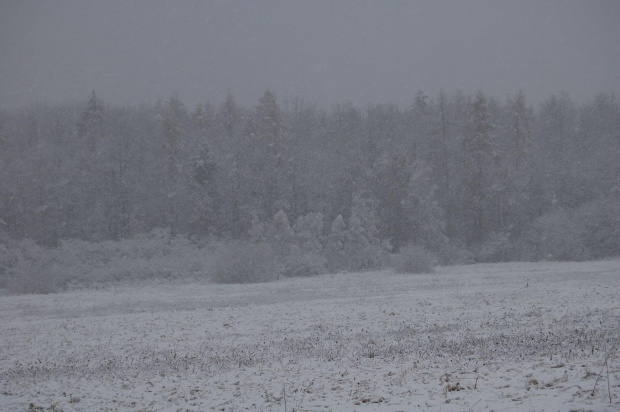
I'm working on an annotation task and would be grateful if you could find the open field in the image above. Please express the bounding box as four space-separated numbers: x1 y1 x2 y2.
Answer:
1 260 619 411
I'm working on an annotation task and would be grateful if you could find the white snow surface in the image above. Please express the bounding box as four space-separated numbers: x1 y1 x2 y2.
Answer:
1 260 619 411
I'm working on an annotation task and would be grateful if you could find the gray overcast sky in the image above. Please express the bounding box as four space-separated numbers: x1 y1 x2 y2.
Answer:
1 1 619 109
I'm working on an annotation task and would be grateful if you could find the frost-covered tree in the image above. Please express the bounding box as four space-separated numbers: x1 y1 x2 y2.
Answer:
245 90 292 217
536 92 576 208
270 209 294 257
1 88 619 263
437 89 454 238
375 151 410 250
408 91 431 161
161 94 185 177
574 93 620 202
462 91 495 245
159 95 189 234
293 212 324 255
77 90 104 154
188 144 217 236
325 214 347 271
252 89 288 157
402 161 447 251
507 91 532 171
345 195 386 271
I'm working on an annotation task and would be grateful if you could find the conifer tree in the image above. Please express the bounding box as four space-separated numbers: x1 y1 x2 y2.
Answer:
508 91 532 171
161 95 185 177
403 161 447 250
248 90 290 216
463 91 494 245
346 195 385 270
325 214 347 271
376 151 410 250
78 90 104 154
293 212 324 255
271 209 294 257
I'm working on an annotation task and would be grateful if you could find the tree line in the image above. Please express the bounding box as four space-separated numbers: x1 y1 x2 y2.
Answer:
1 89 619 263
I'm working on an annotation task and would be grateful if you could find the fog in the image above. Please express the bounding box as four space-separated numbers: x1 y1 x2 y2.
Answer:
2 1 619 109
1 1 619 282
1 4 620 409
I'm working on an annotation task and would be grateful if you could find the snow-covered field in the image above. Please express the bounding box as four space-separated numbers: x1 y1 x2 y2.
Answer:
1 261 619 411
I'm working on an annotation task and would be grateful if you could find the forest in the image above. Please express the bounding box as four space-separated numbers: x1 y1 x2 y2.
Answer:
1 89 619 288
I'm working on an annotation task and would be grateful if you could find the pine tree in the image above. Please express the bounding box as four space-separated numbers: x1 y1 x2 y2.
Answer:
508 91 532 171
78 90 104 154
437 89 454 238
293 212 324 255
217 92 242 158
189 144 217 236
346 195 385 270
403 161 447 250
161 95 185 177
271 209 294 257
325 214 347 271
248 90 291 216
376 151 410 250
252 89 288 158
160 94 188 234
346 213 370 271
463 91 494 245
537 93 576 208
408 91 430 161
75 91 107 239
191 103 214 131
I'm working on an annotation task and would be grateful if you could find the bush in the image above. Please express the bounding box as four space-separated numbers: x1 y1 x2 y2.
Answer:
578 197 620 259
3 231 209 294
475 232 511 263
434 243 474 266
513 197 620 262
4 240 70 294
0 233 18 289
514 209 589 261
393 245 437 274
282 248 326 278
211 242 282 284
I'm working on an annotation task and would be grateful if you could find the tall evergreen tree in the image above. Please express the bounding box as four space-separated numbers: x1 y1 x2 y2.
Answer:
537 93 576 208
78 90 104 154
325 214 347 271
247 90 290 217
463 91 494 245
508 91 532 171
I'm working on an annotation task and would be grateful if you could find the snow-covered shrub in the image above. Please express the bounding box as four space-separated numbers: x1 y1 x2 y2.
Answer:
403 160 448 250
475 232 511 263
282 247 326 278
81 236 205 286
393 245 437 274
346 213 372 270
345 196 390 271
514 197 620 262
0 232 17 289
578 197 620 259
248 216 266 243
211 241 281 284
514 209 589 261
270 210 295 257
293 212 325 255
434 243 474 266
5 240 72 294
324 200 391 273
3 231 209 293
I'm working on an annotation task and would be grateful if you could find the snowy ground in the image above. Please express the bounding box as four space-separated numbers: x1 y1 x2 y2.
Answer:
1 261 619 411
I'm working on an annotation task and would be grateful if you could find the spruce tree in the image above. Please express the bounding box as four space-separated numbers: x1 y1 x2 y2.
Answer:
463 91 494 245
325 215 347 271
